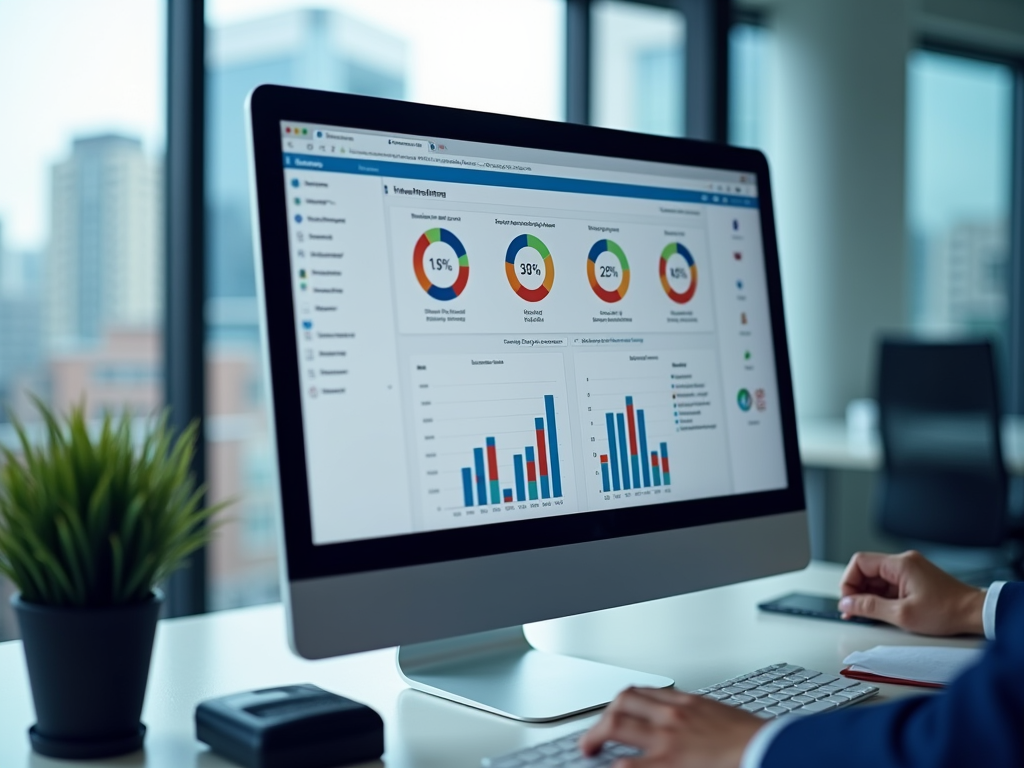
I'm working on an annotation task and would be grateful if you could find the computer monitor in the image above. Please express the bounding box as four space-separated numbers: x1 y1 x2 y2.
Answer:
247 85 808 722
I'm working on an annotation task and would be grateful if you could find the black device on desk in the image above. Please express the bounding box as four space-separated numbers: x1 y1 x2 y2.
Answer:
195 684 383 768
759 592 880 625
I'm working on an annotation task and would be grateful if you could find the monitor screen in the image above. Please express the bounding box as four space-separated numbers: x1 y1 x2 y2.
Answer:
276 121 788 547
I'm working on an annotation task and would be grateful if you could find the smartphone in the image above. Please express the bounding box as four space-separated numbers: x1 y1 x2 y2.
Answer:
758 592 880 625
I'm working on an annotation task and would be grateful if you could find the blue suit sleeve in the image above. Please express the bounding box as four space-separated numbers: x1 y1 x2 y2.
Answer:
762 582 1024 768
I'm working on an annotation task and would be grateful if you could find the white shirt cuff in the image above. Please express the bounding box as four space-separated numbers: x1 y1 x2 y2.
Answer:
982 581 1006 640
740 715 794 768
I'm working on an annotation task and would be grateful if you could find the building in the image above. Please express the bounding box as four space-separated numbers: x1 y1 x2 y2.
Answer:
207 8 407 301
46 135 162 348
0 220 43 419
916 219 1009 334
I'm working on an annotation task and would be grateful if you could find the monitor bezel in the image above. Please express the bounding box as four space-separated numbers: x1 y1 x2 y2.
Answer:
247 84 804 583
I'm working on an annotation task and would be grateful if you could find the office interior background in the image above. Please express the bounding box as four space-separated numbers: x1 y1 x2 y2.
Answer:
0 0 1021 641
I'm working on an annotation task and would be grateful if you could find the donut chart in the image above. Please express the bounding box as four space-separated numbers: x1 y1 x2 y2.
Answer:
659 242 698 304
587 239 630 303
505 234 555 302
413 227 469 301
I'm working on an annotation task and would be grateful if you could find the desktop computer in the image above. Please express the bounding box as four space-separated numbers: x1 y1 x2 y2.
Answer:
246 86 808 722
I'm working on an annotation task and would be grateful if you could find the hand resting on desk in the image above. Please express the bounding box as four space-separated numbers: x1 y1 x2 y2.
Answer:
837 550 985 636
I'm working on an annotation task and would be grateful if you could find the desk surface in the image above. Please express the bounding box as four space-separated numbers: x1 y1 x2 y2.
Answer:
0 562 982 768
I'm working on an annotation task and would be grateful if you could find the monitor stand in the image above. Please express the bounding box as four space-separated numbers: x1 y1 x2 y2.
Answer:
397 625 674 722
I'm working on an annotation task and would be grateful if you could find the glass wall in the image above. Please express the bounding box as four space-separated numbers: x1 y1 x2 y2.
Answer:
906 51 1015 389
203 0 566 610
728 22 772 150
0 0 166 640
591 0 686 137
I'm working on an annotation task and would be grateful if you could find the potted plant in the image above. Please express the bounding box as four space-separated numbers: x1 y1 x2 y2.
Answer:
0 400 225 759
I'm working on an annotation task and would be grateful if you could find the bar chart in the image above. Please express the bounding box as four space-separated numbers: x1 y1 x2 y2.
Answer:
411 353 576 528
458 394 564 507
599 397 671 493
574 349 733 508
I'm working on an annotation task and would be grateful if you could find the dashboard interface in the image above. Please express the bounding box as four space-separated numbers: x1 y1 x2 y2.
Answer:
277 122 787 545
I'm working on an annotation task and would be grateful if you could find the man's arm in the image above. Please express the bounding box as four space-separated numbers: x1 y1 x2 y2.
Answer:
762 581 1024 768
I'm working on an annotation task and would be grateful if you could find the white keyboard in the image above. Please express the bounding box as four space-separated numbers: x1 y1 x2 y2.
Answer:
482 663 879 768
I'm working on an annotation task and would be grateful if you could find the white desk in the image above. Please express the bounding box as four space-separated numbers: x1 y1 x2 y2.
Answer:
0 562 981 768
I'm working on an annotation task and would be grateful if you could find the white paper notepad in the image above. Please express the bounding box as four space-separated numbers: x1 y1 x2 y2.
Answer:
842 645 983 687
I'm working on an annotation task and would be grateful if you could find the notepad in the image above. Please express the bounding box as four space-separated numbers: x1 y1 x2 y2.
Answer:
841 645 983 688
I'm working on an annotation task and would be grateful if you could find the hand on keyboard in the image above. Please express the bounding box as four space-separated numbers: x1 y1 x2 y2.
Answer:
578 686 762 768
483 664 878 768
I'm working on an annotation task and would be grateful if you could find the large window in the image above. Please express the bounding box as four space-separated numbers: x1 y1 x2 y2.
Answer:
590 0 686 137
0 0 166 640
906 50 1015 390
203 0 566 610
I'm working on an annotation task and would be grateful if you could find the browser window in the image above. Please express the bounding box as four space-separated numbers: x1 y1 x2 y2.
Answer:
279 122 785 545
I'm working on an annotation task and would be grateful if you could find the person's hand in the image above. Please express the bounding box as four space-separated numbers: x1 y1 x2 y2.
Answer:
579 687 763 768
839 550 986 635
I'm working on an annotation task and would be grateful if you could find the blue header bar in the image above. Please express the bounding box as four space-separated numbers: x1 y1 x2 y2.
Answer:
282 153 759 208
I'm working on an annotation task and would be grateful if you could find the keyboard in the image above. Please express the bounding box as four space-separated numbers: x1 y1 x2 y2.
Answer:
481 663 879 768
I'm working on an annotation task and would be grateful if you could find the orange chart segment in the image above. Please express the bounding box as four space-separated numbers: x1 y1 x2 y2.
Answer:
659 242 697 304
505 233 555 302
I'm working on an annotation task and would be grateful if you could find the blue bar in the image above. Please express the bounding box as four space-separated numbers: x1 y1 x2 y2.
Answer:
544 395 562 498
514 454 526 501
638 409 651 488
605 413 621 491
601 461 611 492
461 468 474 506
284 153 759 209
473 448 486 506
616 413 631 490
661 442 670 485
651 451 662 486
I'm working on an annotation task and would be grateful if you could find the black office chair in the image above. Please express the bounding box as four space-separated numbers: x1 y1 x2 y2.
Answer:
876 339 1023 576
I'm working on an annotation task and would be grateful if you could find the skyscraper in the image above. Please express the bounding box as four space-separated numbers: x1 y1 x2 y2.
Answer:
207 8 406 303
46 134 162 348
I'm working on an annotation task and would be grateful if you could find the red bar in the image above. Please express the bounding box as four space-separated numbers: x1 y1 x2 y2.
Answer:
626 402 638 456
651 453 658 470
536 426 548 476
526 460 537 482
600 454 608 464
486 442 499 482
661 454 670 475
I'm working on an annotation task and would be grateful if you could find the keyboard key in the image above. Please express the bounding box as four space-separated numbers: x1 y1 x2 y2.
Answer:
726 695 755 705
705 692 730 701
767 692 792 702
789 695 814 704
755 710 777 719
848 685 879 697
831 678 860 690
798 700 838 713
764 706 791 716
741 701 767 713
824 696 854 706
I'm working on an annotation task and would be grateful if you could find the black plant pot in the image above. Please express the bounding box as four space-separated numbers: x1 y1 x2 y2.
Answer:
12 590 163 759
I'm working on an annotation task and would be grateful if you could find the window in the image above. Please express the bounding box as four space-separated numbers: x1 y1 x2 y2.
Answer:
0 0 166 640
590 0 686 137
906 50 1015 390
728 21 772 150
203 0 566 610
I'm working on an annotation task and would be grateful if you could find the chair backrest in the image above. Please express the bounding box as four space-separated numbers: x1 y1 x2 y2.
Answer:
876 339 1007 547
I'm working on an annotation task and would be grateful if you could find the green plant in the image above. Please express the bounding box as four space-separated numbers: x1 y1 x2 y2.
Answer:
0 399 226 607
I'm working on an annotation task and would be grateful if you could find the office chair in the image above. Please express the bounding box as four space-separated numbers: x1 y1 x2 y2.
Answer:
876 339 1023 577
